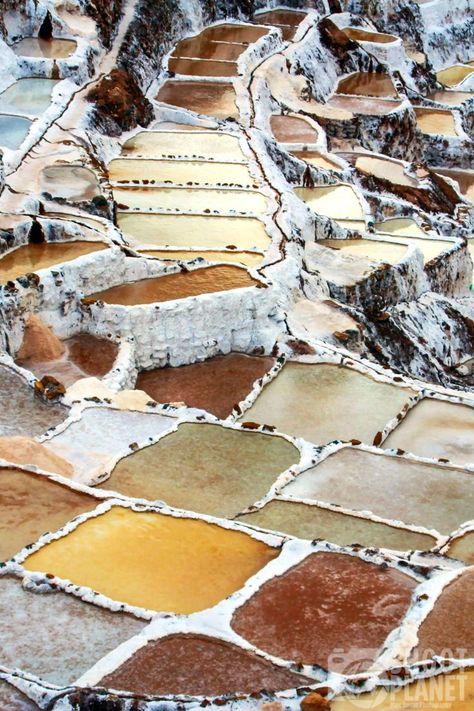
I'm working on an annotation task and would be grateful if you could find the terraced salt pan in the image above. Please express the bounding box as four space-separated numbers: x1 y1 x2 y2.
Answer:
331 669 474 710
305 242 382 286
434 168 474 201
156 81 238 119
0 467 99 561
295 185 365 228
43 407 174 482
0 241 107 283
239 363 415 445
255 10 307 26
17 333 119 388
410 568 474 661
12 37 77 58
383 399 474 467
428 90 474 105
283 448 474 534
335 72 398 97
136 353 274 418
437 65 474 87
319 239 407 265
239 499 436 551
98 633 311 696
354 154 417 187
415 108 458 136
84 265 259 306
40 166 100 201
113 186 267 213
172 36 245 61
104 421 297 517
374 217 428 238
140 249 263 267
0 78 58 117
122 131 245 160
325 95 402 116
0 115 32 150
447 533 474 565
342 27 398 44
380 236 454 263
0 367 66 438
270 115 318 143
23 506 280 613
168 58 238 78
0 575 144 686
109 159 254 186
232 552 416 672
202 24 268 43
292 150 341 170
118 214 270 251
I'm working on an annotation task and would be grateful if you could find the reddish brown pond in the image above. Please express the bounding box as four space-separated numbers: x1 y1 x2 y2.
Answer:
0 241 106 283
336 72 398 98
136 353 274 418
172 36 245 61
156 81 238 118
256 10 307 26
270 114 318 143
17 333 118 387
168 58 238 78
84 265 259 306
0 467 98 561
325 95 402 115
203 24 268 43
410 568 474 662
232 551 417 672
98 633 311 696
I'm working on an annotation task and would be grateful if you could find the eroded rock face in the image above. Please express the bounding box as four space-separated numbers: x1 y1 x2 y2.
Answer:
87 68 154 135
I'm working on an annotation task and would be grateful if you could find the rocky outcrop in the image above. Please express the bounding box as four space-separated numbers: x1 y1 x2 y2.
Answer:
87 68 154 136
84 0 124 49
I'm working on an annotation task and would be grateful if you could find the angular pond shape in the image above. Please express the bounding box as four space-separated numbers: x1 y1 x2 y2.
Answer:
104 421 297 517
202 24 268 43
239 500 435 551
40 165 100 201
319 239 407 265
437 65 474 87
355 154 417 187
0 78 58 117
286 298 359 341
434 168 474 201
232 551 416 672
270 115 318 143
428 90 474 105
239 363 415 445
295 185 365 227
135 353 275 418
43 407 174 482
114 186 267 214
325 95 402 116
335 72 398 97
168 58 238 78
12 37 77 58
410 568 474 662
98 633 311 697
305 242 390 287
122 130 244 160
293 150 341 170
415 108 458 136
0 114 32 150
172 35 245 61
0 680 39 710
109 159 253 186
375 217 428 238
383 399 474 467
140 249 263 267
17 333 119 388
0 467 99 561
0 241 106 283
84 265 259 306
157 81 238 119
332 669 474 710
0 366 66 438
448 533 474 565
383 236 454 264
23 506 280 613
0 575 144 686
342 27 398 44
117 213 270 251
0 436 73 477
255 10 307 26
284 448 474 534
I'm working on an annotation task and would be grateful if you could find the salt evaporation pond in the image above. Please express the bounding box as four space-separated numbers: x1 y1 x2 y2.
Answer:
12 37 77 58
113 186 267 213
121 130 245 160
109 159 254 186
40 165 100 201
0 241 107 283
0 114 32 149
0 78 58 116
295 184 365 229
157 81 239 119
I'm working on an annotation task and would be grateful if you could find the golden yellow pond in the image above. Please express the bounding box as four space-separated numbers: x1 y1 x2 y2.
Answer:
109 159 253 186
0 241 106 283
23 506 279 613
122 131 244 160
